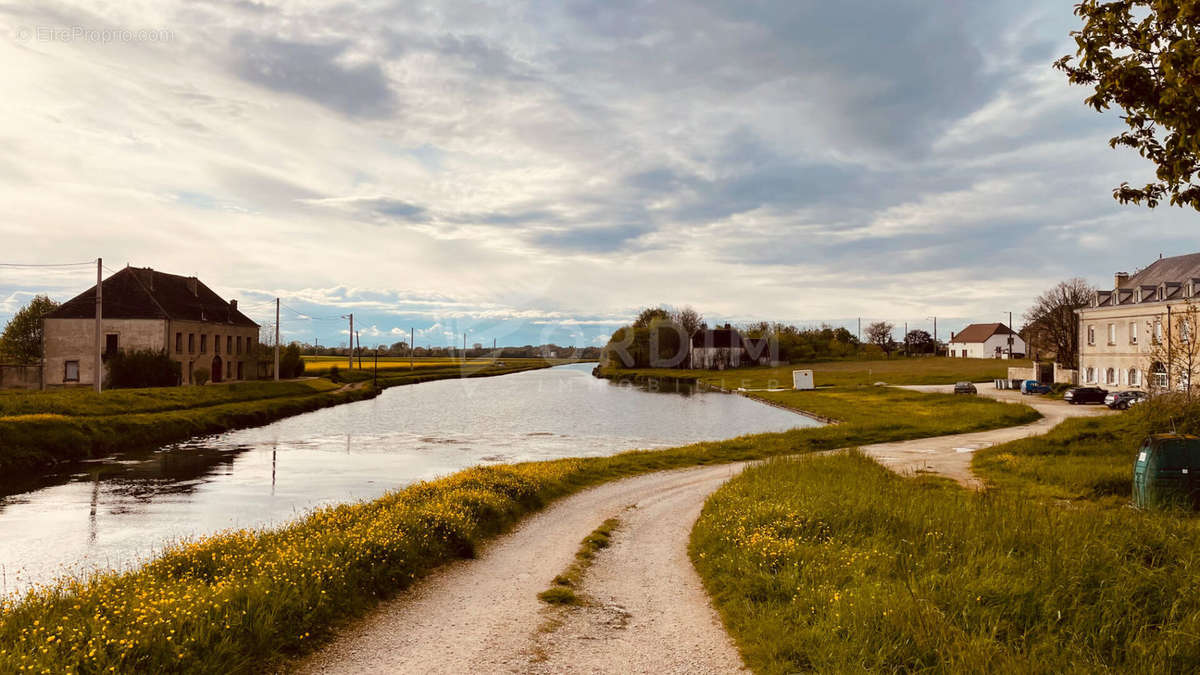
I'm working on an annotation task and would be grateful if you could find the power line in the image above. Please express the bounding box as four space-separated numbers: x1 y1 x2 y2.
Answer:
0 261 96 268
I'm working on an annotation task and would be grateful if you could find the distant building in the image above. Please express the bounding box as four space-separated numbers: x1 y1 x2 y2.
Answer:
1078 252 1200 390
947 323 1025 359
689 325 772 370
43 267 259 387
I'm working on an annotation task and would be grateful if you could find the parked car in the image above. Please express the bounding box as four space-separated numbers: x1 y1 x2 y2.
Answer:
1106 390 1148 410
954 381 977 395
1064 386 1108 405
1020 380 1051 395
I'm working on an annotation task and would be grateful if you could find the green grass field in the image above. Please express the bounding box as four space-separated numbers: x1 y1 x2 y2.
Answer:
0 379 340 418
600 355 1031 390
0 362 1038 673
691 451 1200 673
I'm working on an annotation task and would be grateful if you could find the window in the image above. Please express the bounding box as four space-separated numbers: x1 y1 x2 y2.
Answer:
175 332 183 353
200 334 208 353
64 360 79 382
236 336 242 354
215 334 221 354
1086 367 1095 383
104 334 118 360
1106 368 1116 385
1129 368 1141 387
248 337 255 352
227 335 233 354
188 333 195 353
1154 320 1163 344
1087 325 1095 346
1107 323 1116 345
1129 322 1138 345
1183 319 1193 344
227 361 233 379
1152 362 1168 389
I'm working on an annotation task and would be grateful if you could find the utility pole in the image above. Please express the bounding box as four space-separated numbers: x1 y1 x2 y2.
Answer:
274 298 280 381
356 330 362 369
904 321 908 357
1007 311 1014 360
463 332 467 358
410 327 414 371
346 314 354 370
373 345 378 389
95 258 102 393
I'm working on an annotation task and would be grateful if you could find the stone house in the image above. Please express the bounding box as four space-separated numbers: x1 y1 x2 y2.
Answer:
43 267 260 387
1078 252 1200 391
947 323 1026 359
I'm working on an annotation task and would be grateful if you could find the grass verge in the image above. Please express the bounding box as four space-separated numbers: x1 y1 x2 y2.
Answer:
0 384 1036 672
538 517 621 606
691 450 1200 673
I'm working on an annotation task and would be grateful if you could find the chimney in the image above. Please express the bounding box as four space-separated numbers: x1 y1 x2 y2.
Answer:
230 299 238 311
1115 272 1129 289
187 277 198 297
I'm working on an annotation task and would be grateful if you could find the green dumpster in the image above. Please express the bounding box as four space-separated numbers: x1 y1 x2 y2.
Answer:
1132 434 1200 509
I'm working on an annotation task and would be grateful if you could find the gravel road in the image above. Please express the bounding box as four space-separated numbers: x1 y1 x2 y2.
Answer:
300 383 1107 673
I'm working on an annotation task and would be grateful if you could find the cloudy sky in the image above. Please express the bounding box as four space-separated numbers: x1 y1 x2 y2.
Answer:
0 0 1195 348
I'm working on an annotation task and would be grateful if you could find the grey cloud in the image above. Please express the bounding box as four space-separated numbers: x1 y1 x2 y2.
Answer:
230 35 395 118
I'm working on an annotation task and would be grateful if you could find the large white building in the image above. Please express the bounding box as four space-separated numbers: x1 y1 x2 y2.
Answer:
947 323 1025 359
1078 252 1200 391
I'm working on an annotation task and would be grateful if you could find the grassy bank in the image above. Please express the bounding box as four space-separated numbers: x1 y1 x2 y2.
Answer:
0 378 1037 672
599 355 1031 390
0 360 562 474
691 451 1200 673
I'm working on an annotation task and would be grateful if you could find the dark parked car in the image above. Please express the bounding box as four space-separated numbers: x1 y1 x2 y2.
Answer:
954 381 977 395
1064 386 1108 405
1106 390 1148 410
1021 380 1051 395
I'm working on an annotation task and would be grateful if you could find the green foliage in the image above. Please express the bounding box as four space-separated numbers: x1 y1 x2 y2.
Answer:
192 367 210 386
279 343 306 378
105 349 181 389
327 364 340 383
1056 1 1200 210
0 295 59 364
693 451 1200 673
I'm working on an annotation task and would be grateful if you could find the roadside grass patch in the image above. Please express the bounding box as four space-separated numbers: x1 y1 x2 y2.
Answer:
538 517 621 606
0 384 1036 673
691 451 1200 673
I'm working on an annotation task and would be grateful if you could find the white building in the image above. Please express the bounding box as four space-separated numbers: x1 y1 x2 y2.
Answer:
947 323 1026 359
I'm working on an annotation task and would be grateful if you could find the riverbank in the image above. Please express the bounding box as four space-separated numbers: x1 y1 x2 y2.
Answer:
691 393 1200 672
0 367 1038 672
0 359 564 475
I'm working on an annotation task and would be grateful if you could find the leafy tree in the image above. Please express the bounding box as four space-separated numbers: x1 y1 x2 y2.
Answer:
865 321 895 355
670 306 704 337
0 295 60 364
632 307 670 328
1024 278 1096 367
1055 1 1200 209
905 329 935 355
279 342 306 378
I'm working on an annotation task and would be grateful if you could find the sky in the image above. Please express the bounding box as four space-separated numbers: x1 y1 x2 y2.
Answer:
0 0 1196 348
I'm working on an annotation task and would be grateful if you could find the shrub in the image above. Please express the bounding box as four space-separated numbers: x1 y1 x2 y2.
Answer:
279 343 306 379
105 349 181 388
328 364 340 382
193 367 210 386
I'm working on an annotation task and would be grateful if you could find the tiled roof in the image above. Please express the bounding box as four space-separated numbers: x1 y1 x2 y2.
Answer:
949 322 1014 344
44 267 258 327
1126 253 1200 288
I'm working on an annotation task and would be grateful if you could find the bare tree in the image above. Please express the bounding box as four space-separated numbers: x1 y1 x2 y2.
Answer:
671 306 704 337
865 321 894 355
1023 278 1095 367
1147 298 1200 400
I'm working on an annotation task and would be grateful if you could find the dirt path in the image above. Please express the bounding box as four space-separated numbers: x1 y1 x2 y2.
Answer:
299 464 749 674
859 384 1112 488
299 384 1107 673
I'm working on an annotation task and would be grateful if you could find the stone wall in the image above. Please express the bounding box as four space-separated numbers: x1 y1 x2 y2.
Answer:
0 364 42 389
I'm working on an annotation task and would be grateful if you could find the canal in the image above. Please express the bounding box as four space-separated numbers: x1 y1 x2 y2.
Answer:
0 364 818 593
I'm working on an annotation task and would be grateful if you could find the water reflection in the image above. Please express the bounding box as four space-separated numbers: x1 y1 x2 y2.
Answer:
0 364 818 593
